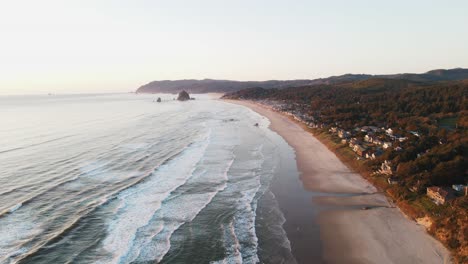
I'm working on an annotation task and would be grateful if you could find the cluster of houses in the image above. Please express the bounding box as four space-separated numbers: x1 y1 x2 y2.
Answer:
264 100 410 162
328 125 406 160
267 101 322 128
262 100 467 206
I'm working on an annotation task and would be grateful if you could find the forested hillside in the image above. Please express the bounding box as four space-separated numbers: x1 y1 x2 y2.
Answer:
136 68 468 94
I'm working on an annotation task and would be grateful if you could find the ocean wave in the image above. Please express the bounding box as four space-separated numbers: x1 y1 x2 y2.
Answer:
0 134 191 215
124 147 235 263
0 136 202 263
96 130 212 264
264 191 292 251
135 189 229 263
211 221 243 264
0 134 77 155
219 144 275 264
8 203 22 213
0 207 49 263
2 195 120 264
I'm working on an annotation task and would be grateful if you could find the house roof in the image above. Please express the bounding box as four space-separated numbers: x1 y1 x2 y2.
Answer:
427 186 450 198
355 145 367 152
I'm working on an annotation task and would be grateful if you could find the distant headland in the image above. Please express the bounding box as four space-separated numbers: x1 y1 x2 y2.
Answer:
135 68 468 94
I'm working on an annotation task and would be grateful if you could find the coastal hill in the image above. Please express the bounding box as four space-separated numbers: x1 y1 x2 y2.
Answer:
136 79 317 94
136 68 468 94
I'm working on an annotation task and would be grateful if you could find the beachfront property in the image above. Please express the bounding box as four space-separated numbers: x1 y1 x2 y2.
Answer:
377 160 394 175
365 149 383 160
373 138 383 145
275 104 427 165
353 144 368 157
338 129 351 139
382 142 393 149
397 136 408 142
360 126 380 133
364 134 386 146
262 101 454 183
349 138 360 148
364 134 374 142
387 177 399 185
427 187 454 204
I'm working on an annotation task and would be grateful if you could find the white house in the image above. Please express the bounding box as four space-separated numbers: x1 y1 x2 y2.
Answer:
383 142 393 149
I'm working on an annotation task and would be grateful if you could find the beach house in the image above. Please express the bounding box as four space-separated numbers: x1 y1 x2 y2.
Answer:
338 129 351 139
387 177 399 185
383 142 393 149
377 160 394 175
353 144 368 157
427 187 454 204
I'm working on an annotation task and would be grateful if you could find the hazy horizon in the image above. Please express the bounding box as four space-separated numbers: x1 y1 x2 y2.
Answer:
1 66 466 96
1 0 468 95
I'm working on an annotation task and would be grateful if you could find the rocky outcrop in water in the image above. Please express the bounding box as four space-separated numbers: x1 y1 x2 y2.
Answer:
177 90 190 101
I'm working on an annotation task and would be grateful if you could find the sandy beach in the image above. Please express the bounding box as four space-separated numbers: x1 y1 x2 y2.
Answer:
226 100 451 264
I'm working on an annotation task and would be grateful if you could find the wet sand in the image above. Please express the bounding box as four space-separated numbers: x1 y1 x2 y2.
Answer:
226 100 451 264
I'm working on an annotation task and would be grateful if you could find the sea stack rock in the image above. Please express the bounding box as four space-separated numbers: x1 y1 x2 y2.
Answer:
177 90 190 101
156 97 162 102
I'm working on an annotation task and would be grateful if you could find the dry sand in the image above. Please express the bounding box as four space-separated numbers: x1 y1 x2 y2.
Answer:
226 100 451 264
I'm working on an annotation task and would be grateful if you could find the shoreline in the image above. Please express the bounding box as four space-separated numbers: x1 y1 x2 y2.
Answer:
225 99 451 264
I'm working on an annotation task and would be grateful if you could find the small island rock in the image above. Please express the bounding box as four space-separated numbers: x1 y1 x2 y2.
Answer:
177 90 191 101
156 97 162 102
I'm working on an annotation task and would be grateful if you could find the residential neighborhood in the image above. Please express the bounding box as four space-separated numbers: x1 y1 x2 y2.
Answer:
258 99 467 208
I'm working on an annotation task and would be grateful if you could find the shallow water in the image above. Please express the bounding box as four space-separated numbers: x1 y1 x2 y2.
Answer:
0 94 298 264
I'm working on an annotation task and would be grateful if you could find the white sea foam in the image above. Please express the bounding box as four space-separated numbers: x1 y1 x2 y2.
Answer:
211 221 243 264
136 190 228 262
120 115 239 263
116 103 278 264
0 207 43 263
8 203 22 213
78 159 143 184
225 144 275 264
128 154 235 263
97 131 212 264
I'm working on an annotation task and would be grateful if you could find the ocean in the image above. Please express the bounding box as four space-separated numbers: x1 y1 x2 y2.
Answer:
0 94 299 264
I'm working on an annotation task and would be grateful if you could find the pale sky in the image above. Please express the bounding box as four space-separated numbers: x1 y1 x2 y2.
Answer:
0 0 467 95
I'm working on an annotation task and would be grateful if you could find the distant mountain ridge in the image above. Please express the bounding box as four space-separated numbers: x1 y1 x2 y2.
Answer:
136 68 468 94
136 79 316 94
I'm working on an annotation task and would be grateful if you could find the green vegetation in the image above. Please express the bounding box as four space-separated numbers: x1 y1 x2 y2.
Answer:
438 116 458 130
